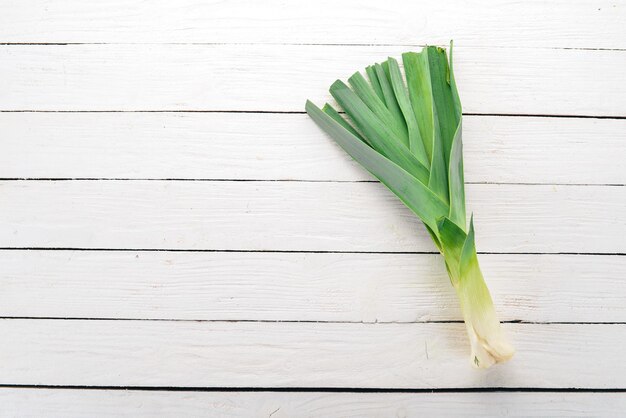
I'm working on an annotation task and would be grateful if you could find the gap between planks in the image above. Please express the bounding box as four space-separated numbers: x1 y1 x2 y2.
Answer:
1 42 626 52
0 110 625 120
1 384 626 393
1 248 624 256
0 179 624 187
0 317 624 325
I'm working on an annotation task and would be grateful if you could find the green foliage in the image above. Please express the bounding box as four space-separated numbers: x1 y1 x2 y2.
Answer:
306 43 514 368
309 44 465 238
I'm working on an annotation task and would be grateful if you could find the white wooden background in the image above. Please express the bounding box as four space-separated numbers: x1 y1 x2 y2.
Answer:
1 1 625 416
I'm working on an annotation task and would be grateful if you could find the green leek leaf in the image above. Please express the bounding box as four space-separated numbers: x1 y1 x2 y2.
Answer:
426 46 461 168
321 103 365 143
365 65 385 104
373 63 407 145
347 72 408 146
402 51 435 160
306 100 447 233
386 57 429 166
448 122 466 228
330 80 430 184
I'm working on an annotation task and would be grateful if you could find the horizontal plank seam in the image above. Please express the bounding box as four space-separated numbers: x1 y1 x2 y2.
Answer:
0 110 625 120
0 248 623 256
0 384 625 393
0 42 625 52
0 317 624 325
1 178 623 186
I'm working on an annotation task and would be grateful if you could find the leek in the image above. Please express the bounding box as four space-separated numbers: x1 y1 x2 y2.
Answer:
306 43 514 368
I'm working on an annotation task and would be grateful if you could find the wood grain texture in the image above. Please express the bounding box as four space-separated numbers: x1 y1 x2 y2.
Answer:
1 319 624 388
2 251 624 323
2 112 624 185
2 389 625 418
1 45 625 116
1 0 624 405
0 0 624 49
0 181 623 253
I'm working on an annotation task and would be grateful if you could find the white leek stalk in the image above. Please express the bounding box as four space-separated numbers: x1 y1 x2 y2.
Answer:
306 43 514 368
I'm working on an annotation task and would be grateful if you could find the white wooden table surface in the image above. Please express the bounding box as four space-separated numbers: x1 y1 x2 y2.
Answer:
1 1 625 416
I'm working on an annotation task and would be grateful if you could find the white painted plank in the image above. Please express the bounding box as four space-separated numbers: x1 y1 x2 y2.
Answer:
2 389 624 418
2 251 624 323
0 0 624 49
0 320 624 388
0 181 623 253
1 45 624 116
2 113 624 185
